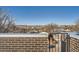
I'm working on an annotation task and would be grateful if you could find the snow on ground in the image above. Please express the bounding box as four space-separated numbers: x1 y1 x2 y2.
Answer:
0 32 48 37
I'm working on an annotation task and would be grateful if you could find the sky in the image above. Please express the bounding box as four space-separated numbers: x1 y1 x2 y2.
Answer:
0 6 79 25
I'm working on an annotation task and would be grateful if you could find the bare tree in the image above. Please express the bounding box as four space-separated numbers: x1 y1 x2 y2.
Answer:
75 18 79 25
73 18 79 31
0 8 15 32
46 23 58 32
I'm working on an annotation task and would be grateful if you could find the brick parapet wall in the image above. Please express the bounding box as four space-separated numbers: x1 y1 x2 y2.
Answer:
0 37 48 52
70 37 79 52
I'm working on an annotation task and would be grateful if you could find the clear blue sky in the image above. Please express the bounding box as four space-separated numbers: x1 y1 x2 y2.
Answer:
0 6 79 25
